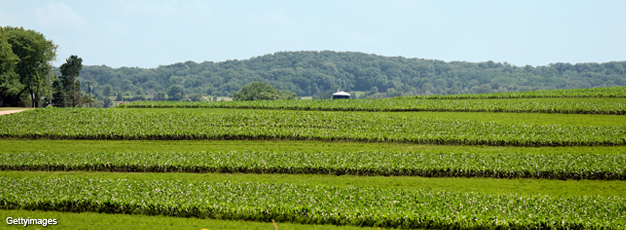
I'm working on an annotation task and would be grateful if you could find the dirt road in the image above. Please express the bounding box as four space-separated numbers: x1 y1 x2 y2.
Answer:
0 109 27 115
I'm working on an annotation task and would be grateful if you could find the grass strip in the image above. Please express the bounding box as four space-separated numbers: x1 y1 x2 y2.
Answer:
1 108 624 147
2 151 626 180
0 209 380 230
1 176 624 229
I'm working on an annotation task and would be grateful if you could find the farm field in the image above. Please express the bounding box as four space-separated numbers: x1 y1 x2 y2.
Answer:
2 175 625 229
116 97 626 115
2 171 626 197
120 107 626 126
1 139 624 155
1 87 625 229
3 150 626 180
402 86 626 99
1 108 625 146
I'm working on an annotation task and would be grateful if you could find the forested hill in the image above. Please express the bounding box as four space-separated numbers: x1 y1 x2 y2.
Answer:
78 51 626 98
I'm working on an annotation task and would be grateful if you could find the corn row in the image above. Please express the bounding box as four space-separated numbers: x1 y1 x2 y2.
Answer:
1 177 624 229
1 108 624 147
2 151 625 180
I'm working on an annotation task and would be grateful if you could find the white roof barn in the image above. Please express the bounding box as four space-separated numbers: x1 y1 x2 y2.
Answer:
332 91 350 99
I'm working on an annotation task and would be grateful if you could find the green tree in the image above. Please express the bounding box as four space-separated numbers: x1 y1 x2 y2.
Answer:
103 97 113 108
167 85 185 101
0 31 19 107
102 84 113 96
51 78 67 107
154 91 167 101
312 89 335 99
188 93 204 101
233 81 296 101
2 26 57 107
59 55 83 107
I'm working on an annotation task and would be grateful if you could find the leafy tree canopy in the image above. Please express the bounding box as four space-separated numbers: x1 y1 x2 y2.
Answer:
75 51 626 100
233 81 297 101
1 26 56 107
58 55 83 107
167 85 185 101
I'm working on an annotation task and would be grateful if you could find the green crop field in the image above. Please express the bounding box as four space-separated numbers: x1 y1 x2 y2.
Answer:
1 87 626 229
1 108 625 146
1 176 625 229
402 86 626 99
116 97 626 115
2 151 625 180
116 87 626 115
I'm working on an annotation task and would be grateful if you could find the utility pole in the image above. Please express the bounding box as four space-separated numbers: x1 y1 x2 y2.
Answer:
86 81 95 107
48 71 51 106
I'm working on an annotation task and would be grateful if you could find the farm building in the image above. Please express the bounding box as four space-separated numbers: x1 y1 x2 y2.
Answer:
332 91 350 99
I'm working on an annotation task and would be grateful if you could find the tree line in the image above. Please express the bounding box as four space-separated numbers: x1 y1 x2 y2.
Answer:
0 26 56 107
0 27 93 107
79 51 626 103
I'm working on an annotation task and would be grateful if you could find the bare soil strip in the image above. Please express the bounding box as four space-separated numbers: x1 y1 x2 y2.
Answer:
0 109 26 116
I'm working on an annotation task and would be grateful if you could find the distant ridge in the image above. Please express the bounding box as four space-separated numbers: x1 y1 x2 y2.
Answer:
78 51 626 98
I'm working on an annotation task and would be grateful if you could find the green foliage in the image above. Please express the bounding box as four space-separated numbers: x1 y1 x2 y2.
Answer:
1 108 624 146
1 139 623 157
102 97 113 108
312 89 334 99
187 93 204 101
58 55 84 107
0 32 19 107
117 97 626 115
1 177 624 229
153 91 167 101
5 169 626 197
403 86 626 99
1 26 57 107
3 150 625 180
233 81 296 101
77 51 626 100
102 84 113 97
167 85 185 101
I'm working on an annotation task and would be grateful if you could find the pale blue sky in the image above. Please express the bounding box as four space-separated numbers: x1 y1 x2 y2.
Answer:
1 0 625 68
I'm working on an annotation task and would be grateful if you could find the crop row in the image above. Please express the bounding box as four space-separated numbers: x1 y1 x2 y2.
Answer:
402 86 626 99
116 97 626 115
1 108 624 146
1 177 624 229
2 151 626 180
